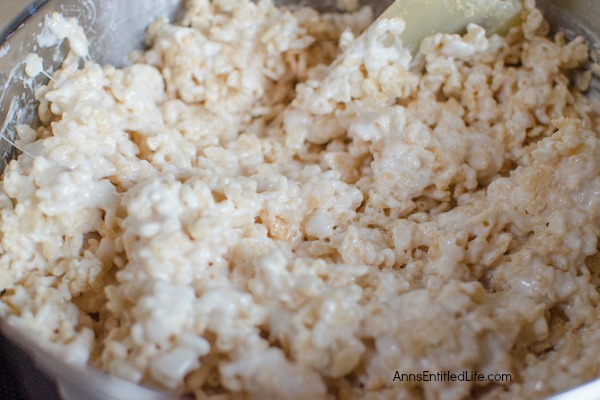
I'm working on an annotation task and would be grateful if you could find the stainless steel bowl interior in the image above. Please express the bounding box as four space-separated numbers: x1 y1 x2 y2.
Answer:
0 0 599 399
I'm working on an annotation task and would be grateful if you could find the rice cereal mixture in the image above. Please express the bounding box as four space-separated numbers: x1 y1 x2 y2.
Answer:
1 0 600 399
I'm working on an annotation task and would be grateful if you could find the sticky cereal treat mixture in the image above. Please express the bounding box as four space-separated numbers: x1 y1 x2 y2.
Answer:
1 0 600 399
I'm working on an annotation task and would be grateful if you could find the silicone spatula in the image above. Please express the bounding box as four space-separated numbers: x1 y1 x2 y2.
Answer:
378 0 522 53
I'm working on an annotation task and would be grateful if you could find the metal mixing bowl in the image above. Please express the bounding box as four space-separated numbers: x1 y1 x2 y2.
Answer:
0 0 599 399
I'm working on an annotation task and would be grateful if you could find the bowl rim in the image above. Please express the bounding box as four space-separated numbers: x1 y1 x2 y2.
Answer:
0 0 47 44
